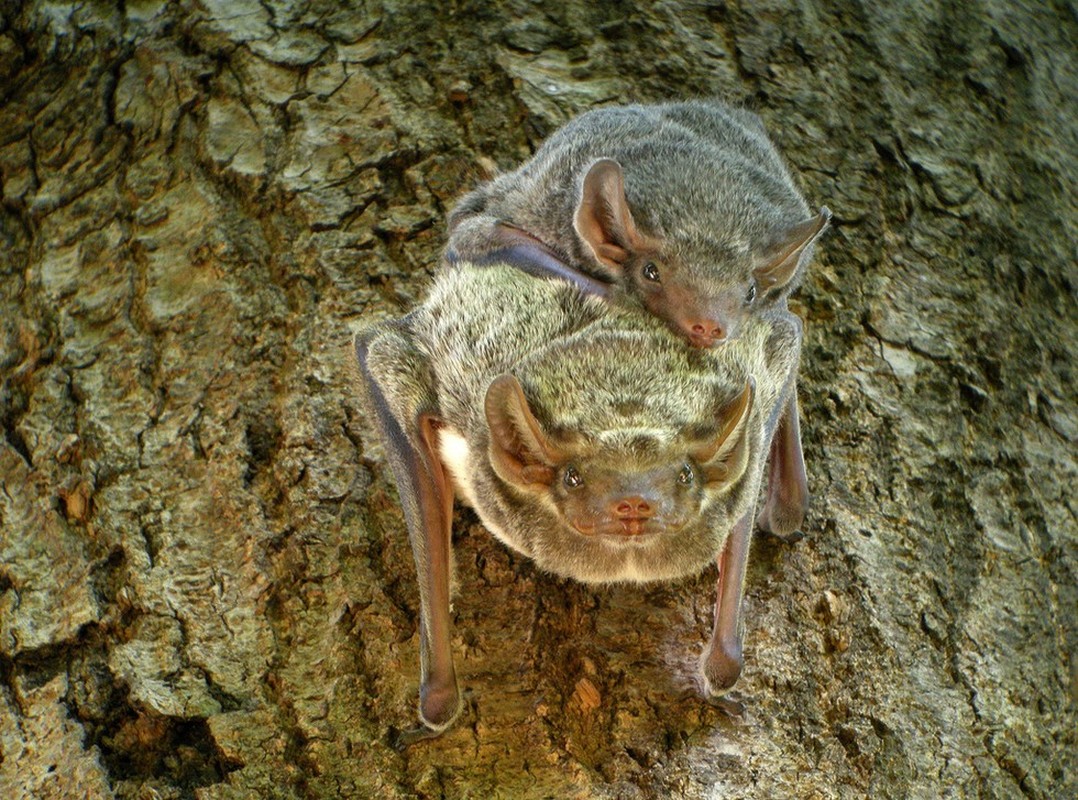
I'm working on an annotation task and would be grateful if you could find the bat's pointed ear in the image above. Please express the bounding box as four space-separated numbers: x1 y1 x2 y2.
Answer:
485 375 561 489
691 381 755 488
573 158 644 277
753 206 832 291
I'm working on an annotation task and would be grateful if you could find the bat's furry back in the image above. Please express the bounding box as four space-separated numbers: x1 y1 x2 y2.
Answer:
448 101 811 291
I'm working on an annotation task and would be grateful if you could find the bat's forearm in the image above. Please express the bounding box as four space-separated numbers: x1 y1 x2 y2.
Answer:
446 221 612 300
355 331 461 732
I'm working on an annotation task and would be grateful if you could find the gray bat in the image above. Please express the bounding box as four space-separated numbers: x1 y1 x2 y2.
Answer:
354 262 801 735
447 100 830 540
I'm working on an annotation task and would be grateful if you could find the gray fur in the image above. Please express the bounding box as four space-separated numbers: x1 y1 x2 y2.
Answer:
447 99 821 308
358 263 800 584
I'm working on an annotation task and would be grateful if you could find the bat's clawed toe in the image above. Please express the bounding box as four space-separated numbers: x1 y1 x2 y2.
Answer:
706 692 747 717
390 723 446 751
760 525 806 545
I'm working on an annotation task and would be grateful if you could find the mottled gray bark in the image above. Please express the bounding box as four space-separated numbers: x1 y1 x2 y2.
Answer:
0 1 1073 798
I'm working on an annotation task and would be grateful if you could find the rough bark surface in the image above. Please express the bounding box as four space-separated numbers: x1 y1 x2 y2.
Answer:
0 2 1074 798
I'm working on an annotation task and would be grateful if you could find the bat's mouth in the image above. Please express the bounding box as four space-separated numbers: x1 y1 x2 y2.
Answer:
570 516 674 539
616 516 651 536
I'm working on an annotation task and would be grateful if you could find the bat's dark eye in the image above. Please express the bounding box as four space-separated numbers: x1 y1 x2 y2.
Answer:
642 262 661 283
677 464 694 485
563 466 584 489
745 282 757 305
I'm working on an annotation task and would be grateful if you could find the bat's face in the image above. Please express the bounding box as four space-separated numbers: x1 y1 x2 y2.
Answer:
629 206 832 349
482 374 757 580
573 156 828 351
626 252 756 349
549 454 704 541
481 430 758 583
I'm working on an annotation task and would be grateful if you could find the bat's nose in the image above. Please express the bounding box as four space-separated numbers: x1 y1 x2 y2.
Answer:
686 319 727 347
614 496 654 518
612 496 656 535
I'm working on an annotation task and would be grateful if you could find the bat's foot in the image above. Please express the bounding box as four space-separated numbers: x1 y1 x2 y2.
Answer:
699 637 743 698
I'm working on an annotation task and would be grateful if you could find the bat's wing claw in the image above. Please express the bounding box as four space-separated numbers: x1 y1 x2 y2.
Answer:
389 723 445 751
706 691 747 717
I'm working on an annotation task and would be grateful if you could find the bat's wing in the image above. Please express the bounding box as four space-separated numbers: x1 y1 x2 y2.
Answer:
354 322 461 733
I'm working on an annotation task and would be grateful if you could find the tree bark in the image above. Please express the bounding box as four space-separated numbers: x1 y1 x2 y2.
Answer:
0 1 1073 798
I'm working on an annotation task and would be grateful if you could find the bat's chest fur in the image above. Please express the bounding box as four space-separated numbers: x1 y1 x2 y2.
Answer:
437 427 483 512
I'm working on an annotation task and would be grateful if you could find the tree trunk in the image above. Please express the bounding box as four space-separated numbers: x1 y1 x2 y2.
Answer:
0 1 1073 798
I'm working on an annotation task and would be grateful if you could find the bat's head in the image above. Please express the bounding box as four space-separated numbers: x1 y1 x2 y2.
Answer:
484 374 755 543
573 158 830 348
